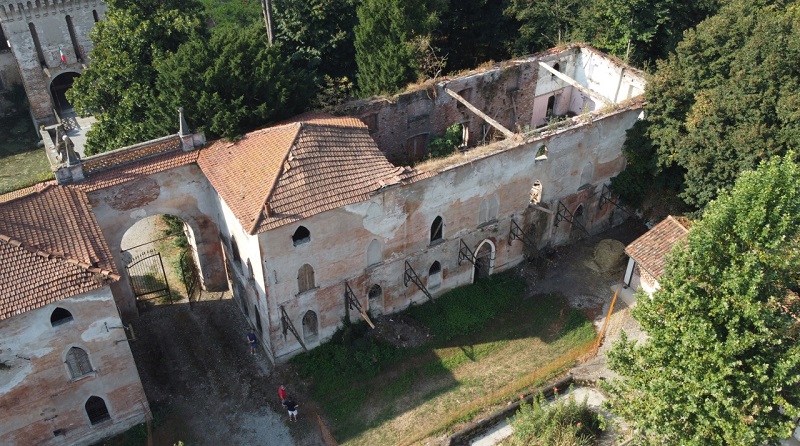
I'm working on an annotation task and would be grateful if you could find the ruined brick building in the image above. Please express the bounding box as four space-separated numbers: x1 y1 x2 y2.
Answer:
0 0 105 122
39 44 645 363
0 44 644 444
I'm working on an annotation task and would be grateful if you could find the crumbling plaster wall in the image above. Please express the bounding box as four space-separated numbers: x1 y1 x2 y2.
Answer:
261 106 641 361
0 287 148 446
85 164 226 319
208 191 274 363
0 0 106 123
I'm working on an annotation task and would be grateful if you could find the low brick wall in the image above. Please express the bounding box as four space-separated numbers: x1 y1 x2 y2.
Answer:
81 135 182 175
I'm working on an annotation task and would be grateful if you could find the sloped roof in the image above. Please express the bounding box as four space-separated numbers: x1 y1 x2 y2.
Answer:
0 185 118 320
198 115 415 234
625 216 689 280
76 147 200 192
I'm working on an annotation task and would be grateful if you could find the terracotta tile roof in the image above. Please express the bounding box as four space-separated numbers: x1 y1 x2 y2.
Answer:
199 115 417 234
625 216 689 280
0 180 57 204
0 184 119 320
198 124 301 232
76 148 199 192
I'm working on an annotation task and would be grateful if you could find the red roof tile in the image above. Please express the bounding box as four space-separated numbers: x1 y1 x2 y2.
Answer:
198 116 417 234
0 185 119 320
76 148 199 192
625 216 689 280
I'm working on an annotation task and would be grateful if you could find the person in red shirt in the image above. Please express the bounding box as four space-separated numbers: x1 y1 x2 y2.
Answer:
278 385 287 402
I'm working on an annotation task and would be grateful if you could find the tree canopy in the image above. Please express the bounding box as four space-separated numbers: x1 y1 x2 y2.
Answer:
68 0 312 154
643 0 800 208
354 0 441 96
605 154 800 444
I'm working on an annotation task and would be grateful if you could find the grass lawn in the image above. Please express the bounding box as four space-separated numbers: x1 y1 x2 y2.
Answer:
292 272 597 445
0 114 52 194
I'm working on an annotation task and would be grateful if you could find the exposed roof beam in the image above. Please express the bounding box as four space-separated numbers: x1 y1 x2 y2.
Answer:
444 88 515 139
538 62 613 107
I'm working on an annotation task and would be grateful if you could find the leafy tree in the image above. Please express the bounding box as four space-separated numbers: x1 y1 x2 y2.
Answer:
433 0 515 71
154 24 313 139
605 155 800 445
503 0 587 55
644 0 800 208
354 0 441 96
572 0 718 65
67 0 205 155
273 0 360 81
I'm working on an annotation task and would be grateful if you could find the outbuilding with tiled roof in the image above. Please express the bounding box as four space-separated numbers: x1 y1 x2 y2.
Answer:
622 215 689 296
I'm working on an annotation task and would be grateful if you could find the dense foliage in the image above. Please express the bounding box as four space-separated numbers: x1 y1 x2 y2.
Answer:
354 0 441 96
509 388 604 446
641 0 800 208
605 155 800 444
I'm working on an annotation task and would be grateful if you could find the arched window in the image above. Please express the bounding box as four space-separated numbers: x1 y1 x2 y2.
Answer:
51 307 73 326
530 180 543 204
367 239 382 267
292 226 311 246
368 284 382 300
428 261 442 289
65 347 92 378
580 162 593 188
85 396 111 425
535 145 548 160
488 196 500 222
552 62 561 74
297 264 315 293
430 216 444 243
302 310 318 343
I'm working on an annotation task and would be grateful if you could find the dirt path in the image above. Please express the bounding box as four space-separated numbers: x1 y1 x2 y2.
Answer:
127 297 323 445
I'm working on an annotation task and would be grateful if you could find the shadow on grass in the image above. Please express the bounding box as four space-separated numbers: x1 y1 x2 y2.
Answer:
291 271 597 444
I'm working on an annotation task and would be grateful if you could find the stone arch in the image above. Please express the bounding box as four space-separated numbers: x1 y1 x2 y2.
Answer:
292 225 310 246
368 284 382 300
49 71 80 113
302 310 318 344
472 239 496 283
99 191 226 319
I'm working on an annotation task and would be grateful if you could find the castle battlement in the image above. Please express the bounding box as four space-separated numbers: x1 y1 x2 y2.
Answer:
0 0 103 22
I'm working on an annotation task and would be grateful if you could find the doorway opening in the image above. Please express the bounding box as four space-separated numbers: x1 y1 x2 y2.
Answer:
472 240 496 283
49 72 80 113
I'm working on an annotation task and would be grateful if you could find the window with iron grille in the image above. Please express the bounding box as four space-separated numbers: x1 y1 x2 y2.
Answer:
85 396 110 425
66 347 93 378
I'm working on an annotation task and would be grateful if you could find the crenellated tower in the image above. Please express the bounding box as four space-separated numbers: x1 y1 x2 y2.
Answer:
0 0 106 124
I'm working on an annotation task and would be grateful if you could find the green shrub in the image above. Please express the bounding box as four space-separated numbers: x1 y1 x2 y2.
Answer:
427 123 463 159
508 386 605 446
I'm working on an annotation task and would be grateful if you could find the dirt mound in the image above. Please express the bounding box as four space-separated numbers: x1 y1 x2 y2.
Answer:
593 239 626 272
371 314 431 348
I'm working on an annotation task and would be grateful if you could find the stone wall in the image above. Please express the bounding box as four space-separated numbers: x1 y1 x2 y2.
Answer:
261 105 641 361
0 0 106 123
0 287 148 446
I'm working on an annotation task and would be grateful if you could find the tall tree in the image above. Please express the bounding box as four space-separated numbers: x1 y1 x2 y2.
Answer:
433 0 515 72
354 0 441 96
273 0 360 81
605 154 800 444
644 0 800 208
572 0 718 65
153 24 312 139
67 0 205 155
503 0 587 55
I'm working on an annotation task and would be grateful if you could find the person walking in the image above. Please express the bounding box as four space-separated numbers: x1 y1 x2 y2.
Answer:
246 329 257 354
284 398 299 422
278 385 288 402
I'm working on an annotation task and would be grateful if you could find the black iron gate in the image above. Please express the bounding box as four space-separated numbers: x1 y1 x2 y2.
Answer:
125 249 172 307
